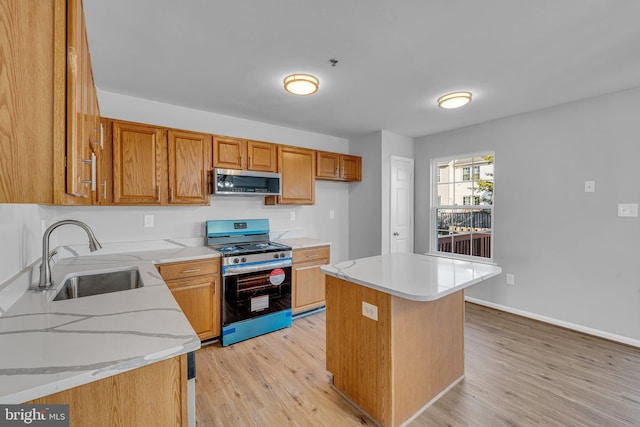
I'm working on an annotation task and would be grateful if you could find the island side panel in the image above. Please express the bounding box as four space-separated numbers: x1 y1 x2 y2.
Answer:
26 355 188 427
325 275 393 426
391 290 465 425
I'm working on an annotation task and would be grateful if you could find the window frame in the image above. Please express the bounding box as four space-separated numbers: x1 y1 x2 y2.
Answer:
430 152 495 262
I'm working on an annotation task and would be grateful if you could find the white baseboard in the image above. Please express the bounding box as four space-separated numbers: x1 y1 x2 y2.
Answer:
465 296 640 349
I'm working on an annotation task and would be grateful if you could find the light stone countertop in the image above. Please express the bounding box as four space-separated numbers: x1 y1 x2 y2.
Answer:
274 237 331 249
321 252 501 301
0 243 219 404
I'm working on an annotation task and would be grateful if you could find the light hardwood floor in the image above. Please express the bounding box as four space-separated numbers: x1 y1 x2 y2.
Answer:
195 303 640 426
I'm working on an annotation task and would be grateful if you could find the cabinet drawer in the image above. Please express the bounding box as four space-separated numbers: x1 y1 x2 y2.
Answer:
157 258 218 281
293 246 330 264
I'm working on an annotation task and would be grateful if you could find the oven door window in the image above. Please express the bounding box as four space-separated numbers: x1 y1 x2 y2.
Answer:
223 266 292 325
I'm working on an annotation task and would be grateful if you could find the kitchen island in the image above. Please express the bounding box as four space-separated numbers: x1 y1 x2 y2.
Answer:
321 253 501 427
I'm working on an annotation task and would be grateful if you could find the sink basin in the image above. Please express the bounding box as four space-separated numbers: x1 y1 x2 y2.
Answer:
53 267 142 301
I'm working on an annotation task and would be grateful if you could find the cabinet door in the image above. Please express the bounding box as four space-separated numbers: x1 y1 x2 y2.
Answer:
169 277 217 340
275 146 315 205
316 151 340 179
27 356 187 427
168 130 210 205
341 155 362 181
66 0 93 200
112 121 165 205
247 140 277 172
294 264 326 310
213 135 245 170
0 0 65 204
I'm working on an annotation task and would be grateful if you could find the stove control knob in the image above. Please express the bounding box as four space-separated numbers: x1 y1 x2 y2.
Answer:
241 257 247 263
273 253 279 259
279 253 286 258
233 258 240 264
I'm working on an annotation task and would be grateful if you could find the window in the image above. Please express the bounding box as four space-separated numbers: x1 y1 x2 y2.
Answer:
462 196 481 206
432 154 494 259
462 166 480 181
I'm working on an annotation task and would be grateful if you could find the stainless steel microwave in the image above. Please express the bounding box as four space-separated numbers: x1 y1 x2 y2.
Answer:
212 168 281 196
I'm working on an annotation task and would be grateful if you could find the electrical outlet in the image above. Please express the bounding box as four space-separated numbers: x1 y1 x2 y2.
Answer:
362 302 378 321
584 180 595 193
289 211 296 221
618 203 638 217
329 210 335 219
143 214 154 228
506 273 515 285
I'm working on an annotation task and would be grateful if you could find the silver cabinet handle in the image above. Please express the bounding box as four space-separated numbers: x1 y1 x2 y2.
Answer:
90 152 96 191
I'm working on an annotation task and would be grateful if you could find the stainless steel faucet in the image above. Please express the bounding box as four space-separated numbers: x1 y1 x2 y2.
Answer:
38 220 102 289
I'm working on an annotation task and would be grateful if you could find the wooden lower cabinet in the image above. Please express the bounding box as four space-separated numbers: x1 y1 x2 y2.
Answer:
26 355 188 427
157 258 220 340
292 245 330 315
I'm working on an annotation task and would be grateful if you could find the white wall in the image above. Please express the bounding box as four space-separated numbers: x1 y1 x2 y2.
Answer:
414 86 640 343
0 205 52 285
349 130 414 259
349 132 382 259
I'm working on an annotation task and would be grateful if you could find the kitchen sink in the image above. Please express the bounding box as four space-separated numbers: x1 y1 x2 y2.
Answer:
53 267 142 301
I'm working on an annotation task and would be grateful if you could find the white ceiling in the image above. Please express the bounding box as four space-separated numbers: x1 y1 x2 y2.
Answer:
84 0 640 139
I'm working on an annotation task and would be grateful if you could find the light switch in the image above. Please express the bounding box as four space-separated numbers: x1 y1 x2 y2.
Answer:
618 204 638 217
144 214 154 228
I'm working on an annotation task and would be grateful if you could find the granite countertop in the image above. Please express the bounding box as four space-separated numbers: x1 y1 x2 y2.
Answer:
321 252 501 301
274 237 331 249
0 242 218 404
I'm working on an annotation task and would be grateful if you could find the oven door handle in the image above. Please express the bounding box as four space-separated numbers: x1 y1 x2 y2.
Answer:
222 259 292 276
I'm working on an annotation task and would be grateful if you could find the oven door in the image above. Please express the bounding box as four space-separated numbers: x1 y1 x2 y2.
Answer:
222 261 292 326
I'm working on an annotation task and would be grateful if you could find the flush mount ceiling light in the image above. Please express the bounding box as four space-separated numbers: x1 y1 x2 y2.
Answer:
283 74 319 96
437 91 472 109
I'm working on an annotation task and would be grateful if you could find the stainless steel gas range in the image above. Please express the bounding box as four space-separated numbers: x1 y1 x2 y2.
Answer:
205 219 292 346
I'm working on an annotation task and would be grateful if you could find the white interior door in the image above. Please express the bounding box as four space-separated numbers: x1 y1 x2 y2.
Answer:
390 156 414 253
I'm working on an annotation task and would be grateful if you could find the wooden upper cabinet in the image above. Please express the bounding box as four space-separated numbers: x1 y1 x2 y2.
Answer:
168 130 211 205
0 0 100 205
266 146 315 205
246 140 277 172
112 121 165 205
316 151 362 182
213 135 277 172
213 135 245 169
340 154 362 181
66 0 100 202
316 151 340 180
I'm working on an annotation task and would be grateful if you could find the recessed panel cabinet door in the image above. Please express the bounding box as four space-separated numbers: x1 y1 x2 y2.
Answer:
246 140 277 172
341 155 362 181
316 151 339 179
213 135 245 169
278 146 316 204
112 122 165 205
168 130 210 204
